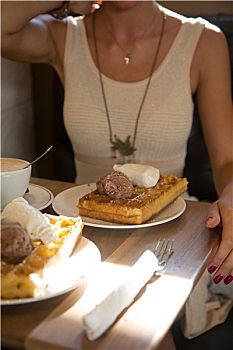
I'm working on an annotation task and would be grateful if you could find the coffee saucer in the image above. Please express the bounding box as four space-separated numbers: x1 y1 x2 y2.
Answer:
24 184 54 211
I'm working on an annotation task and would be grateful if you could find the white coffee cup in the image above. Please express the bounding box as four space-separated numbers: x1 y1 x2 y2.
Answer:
0 158 32 210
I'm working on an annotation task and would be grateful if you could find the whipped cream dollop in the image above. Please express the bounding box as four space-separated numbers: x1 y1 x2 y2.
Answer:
113 163 160 188
1 197 58 244
96 171 133 199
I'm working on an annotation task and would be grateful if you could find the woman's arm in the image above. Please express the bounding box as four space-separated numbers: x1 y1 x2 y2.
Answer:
195 25 233 283
196 28 232 193
1 1 94 81
1 1 65 64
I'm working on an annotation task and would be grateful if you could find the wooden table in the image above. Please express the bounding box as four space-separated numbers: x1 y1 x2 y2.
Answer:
1 177 221 350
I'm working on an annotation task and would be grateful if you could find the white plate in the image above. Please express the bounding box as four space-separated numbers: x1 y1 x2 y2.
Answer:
1 237 101 305
24 184 54 210
52 184 186 229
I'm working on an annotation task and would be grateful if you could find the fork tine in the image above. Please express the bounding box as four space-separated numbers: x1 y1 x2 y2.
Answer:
154 238 162 252
168 240 174 255
154 238 165 258
163 240 170 259
165 240 174 263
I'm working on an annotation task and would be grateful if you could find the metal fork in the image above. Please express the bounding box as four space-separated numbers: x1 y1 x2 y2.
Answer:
154 238 174 272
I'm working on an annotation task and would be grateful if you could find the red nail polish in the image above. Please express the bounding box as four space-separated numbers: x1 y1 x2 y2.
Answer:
224 275 233 285
213 275 223 284
208 265 218 274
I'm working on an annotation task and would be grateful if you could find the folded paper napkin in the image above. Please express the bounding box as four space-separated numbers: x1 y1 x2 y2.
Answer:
183 270 233 339
113 163 160 188
83 250 158 341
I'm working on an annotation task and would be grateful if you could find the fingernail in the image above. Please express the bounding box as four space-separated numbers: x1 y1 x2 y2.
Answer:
224 275 233 285
213 275 223 284
208 265 218 274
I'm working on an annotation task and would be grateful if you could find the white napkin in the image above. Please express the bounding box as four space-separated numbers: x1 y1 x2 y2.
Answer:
113 163 160 188
83 250 158 341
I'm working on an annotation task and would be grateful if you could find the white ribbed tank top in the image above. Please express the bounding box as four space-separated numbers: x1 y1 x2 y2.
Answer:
64 11 207 184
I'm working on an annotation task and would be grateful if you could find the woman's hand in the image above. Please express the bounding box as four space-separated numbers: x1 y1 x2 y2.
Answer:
206 188 233 285
68 1 102 15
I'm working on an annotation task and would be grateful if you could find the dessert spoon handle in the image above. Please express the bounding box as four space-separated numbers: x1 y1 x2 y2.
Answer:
25 146 53 168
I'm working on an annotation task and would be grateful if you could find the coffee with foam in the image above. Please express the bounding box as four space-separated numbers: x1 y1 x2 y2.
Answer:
0 158 29 172
0 158 31 210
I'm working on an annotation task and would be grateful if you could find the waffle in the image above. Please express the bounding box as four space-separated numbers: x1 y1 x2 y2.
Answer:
1 215 83 299
78 173 188 225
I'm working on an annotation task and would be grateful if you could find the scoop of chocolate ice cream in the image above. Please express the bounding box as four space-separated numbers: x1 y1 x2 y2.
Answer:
96 171 133 199
1 224 34 264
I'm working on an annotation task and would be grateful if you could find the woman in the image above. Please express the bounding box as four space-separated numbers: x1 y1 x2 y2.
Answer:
2 0 233 337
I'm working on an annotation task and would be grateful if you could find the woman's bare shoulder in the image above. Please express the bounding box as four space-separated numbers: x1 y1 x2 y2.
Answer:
195 20 229 67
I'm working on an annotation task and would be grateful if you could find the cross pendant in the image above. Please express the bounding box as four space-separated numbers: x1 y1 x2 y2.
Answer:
124 54 131 64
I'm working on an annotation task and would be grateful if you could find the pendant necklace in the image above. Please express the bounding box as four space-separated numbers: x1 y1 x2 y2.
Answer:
103 8 158 65
92 9 166 163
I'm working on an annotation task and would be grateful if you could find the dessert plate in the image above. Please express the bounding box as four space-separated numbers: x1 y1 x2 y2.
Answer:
52 184 186 229
24 184 53 211
1 237 101 305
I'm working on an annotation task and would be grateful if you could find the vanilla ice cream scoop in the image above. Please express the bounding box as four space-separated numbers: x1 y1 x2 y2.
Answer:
113 164 160 188
1 197 58 244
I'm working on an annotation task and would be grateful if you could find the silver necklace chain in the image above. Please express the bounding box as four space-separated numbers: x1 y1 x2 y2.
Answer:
93 9 166 160
103 7 158 65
